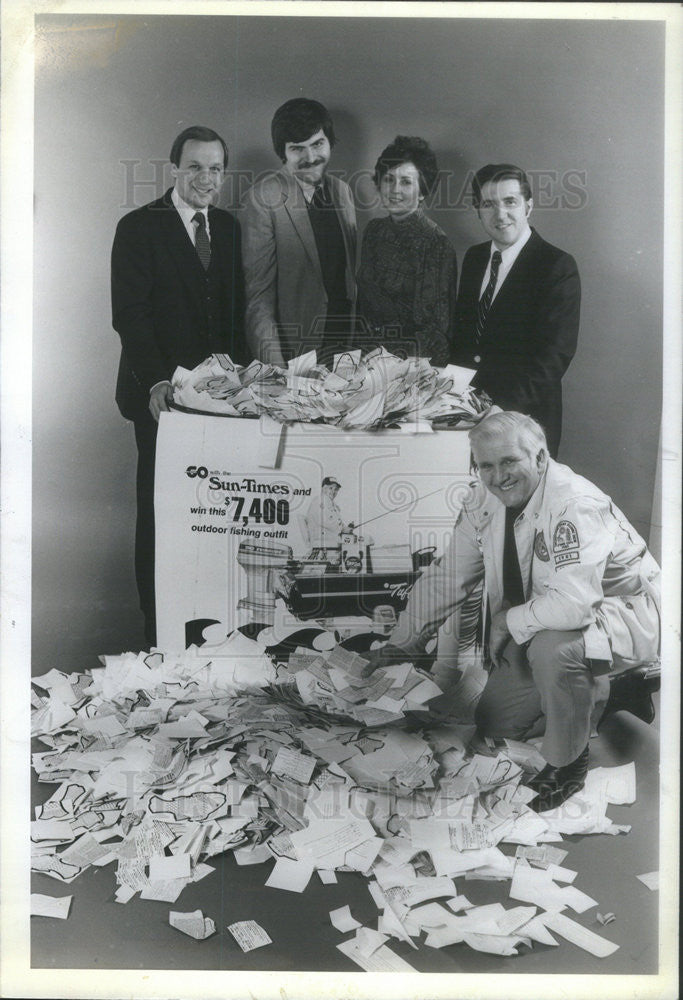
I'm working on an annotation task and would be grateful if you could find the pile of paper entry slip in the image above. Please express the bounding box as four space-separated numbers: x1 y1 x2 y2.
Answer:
31 623 638 966
171 347 490 429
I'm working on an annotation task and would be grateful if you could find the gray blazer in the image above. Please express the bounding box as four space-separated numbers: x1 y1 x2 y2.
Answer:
242 168 357 361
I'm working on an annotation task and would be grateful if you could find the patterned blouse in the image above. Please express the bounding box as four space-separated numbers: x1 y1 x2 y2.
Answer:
355 209 458 367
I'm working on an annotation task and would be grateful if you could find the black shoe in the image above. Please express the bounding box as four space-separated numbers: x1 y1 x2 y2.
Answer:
528 744 589 812
598 664 660 729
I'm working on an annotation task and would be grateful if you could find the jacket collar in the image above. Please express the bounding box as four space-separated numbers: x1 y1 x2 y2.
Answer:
159 186 218 216
276 171 322 274
516 459 553 525
159 187 213 284
479 457 557 528
273 169 355 279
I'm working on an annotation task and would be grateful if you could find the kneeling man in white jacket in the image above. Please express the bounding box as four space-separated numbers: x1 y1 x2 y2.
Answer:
365 411 661 812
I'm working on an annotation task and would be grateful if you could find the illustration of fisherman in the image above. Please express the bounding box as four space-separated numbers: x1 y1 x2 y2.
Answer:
301 476 346 549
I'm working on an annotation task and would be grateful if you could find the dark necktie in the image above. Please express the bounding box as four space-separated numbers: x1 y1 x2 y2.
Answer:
310 183 331 210
475 250 502 344
502 506 526 607
193 212 211 270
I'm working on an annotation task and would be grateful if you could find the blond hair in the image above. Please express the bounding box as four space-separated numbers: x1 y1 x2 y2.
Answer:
469 411 548 458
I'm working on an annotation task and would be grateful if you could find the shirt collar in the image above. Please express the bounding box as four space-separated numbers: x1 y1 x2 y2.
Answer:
514 460 552 523
295 174 329 204
172 186 208 224
489 222 532 265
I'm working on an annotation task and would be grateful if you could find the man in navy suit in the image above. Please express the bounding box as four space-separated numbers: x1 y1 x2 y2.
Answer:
452 164 580 457
111 125 246 644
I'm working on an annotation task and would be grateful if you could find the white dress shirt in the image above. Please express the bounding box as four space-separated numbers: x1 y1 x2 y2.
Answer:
479 223 532 302
171 187 211 245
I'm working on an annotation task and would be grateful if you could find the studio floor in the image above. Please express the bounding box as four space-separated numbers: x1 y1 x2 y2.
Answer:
29 579 663 978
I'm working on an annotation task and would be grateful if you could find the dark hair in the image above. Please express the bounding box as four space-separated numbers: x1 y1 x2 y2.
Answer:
471 163 531 206
170 126 229 169
373 136 439 197
271 99 336 161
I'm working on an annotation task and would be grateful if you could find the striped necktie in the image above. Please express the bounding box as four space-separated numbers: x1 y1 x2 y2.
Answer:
475 250 502 344
193 212 211 270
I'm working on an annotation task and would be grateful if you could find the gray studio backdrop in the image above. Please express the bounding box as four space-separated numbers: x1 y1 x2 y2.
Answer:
33 14 664 665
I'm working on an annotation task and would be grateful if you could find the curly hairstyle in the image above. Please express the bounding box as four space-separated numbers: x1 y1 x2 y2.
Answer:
373 135 439 197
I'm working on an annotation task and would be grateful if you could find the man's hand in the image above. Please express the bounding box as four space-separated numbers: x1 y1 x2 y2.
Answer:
489 605 512 668
430 661 461 694
149 382 174 421
360 643 411 678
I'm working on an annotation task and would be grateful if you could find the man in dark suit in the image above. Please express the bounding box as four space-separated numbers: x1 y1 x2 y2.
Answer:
452 163 580 457
111 125 246 644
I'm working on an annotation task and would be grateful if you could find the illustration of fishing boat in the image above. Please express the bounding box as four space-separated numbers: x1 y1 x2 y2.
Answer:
236 536 436 623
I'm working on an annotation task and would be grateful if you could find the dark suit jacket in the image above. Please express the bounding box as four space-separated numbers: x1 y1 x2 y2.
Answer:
452 228 580 456
111 188 246 421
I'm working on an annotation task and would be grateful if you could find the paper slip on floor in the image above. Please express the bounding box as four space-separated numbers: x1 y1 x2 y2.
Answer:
30 640 637 966
227 920 272 952
169 909 216 940
636 871 659 891
30 893 72 919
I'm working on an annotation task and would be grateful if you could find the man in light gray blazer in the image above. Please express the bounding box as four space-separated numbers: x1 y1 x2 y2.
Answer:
242 98 357 367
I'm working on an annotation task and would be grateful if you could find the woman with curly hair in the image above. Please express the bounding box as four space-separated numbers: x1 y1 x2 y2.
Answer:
355 135 457 366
